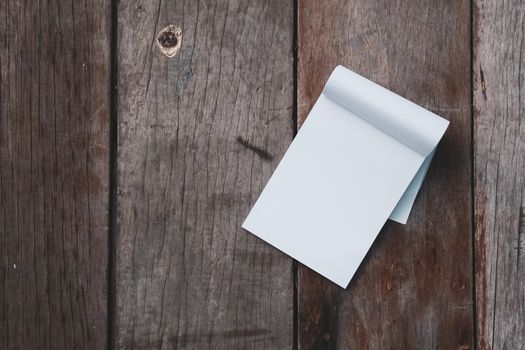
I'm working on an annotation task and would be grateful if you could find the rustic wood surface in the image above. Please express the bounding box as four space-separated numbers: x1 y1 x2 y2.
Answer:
297 0 474 349
1 0 524 349
0 0 110 349
116 0 294 349
473 0 525 349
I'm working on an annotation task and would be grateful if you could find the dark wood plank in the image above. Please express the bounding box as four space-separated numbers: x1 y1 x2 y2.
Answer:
473 0 525 348
116 1 294 348
0 0 110 349
297 1 473 348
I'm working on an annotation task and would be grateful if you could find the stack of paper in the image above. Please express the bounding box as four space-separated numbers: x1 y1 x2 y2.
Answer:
242 65 449 288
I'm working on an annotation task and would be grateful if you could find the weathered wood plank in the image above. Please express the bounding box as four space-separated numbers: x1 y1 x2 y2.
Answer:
0 0 110 349
474 0 525 348
116 1 294 349
297 0 473 348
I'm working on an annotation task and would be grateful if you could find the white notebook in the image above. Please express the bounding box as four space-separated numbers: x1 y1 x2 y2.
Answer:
242 66 449 288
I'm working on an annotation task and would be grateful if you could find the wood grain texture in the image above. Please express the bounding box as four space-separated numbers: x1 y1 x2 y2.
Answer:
0 0 110 349
116 0 294 349
297 0 473 349
474 0 525 349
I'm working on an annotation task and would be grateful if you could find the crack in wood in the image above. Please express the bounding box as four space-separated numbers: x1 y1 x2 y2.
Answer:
480 66 488 101
236 136 274 161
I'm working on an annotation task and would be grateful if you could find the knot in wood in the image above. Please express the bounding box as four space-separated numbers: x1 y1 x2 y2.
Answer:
156 25 182 57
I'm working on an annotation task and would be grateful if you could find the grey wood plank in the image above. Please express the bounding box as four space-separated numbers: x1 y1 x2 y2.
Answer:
116 1 294 349
0 0 110 349
297 0 474 348
474 0 525 348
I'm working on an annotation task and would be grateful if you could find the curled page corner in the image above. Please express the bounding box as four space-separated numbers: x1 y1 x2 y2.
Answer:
323 65 449 157
242 65 450 288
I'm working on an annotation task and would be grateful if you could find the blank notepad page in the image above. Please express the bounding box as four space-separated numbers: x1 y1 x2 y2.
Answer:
242 66 449 288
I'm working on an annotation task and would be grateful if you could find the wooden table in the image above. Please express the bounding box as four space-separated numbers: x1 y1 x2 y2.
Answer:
1 0 523 349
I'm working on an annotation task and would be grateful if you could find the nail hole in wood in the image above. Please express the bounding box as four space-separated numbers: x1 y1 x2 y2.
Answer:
156 25 182 57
